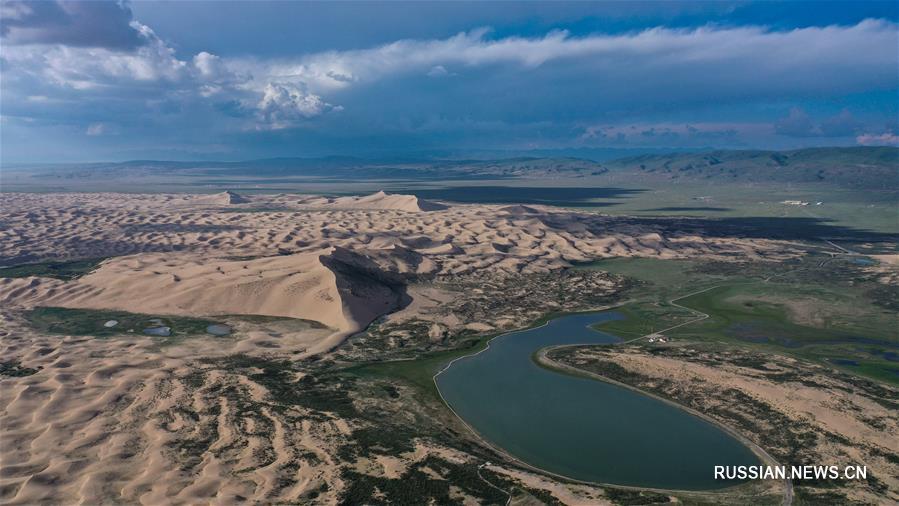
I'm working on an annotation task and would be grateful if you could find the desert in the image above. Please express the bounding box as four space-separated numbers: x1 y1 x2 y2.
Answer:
2 186 896 504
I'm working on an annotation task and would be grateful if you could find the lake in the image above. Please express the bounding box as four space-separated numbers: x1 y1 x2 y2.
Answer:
435 311 760 490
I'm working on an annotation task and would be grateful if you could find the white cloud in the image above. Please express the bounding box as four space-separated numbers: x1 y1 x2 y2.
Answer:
193 51 224 78
856 132 899 146
2 9 896 139
255 82 339 130
257 20 897 95
426 65 449 77
0 1 33 22
86 122 105 136
3 22 188 89
6 18 896 107
192 51 250 97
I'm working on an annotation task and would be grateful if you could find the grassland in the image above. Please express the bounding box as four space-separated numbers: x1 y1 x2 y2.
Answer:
345 336 491 399
0 257 107 280
25 306 219 341
593 181 899 236
577 256 899 384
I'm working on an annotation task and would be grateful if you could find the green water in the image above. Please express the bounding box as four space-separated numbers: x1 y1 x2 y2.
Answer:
435 311 759 490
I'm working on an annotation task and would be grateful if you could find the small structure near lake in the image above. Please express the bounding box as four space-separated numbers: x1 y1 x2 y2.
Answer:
143 326 171 337
205 324 232 336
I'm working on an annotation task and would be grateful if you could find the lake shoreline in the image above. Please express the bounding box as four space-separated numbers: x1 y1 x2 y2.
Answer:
535 344 792 503
432 307 778 497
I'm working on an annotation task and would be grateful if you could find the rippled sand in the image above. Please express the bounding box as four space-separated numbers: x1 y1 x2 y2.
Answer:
0 191 799 504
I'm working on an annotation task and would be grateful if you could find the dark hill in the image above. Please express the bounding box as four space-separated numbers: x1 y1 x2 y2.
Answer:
6 147 895 190
602 147 898 189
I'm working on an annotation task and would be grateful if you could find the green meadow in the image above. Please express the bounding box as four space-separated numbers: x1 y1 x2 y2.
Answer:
0 258 107 280
578 256 899 385
587 180 899 237
26 306 217 342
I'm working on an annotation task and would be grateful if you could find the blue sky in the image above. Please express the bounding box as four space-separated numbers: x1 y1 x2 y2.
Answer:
1 1 897 163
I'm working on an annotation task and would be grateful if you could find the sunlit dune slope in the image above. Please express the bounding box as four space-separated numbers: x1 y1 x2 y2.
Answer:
1 247 411 336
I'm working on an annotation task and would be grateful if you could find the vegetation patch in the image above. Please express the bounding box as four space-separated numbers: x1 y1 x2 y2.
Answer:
866 284 899 312
339 457 509 505
603 487 672 505
0 360 40 377
346 335 488 399
26 306 217 340
580 256 899 384
0 257 107 280
202 354 359 419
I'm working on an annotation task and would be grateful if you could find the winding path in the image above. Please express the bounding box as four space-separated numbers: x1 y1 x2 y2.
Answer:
620 284 721 344
615 282 796 505
476 463 512 506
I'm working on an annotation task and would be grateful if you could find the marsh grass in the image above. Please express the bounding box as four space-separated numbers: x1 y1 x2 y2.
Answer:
26 306 216 340
579 256 899 384
0 258 107 280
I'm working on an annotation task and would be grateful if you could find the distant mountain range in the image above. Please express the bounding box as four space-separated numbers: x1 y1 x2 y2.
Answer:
12 155 610 181
603 147 898 189
6 146 897 189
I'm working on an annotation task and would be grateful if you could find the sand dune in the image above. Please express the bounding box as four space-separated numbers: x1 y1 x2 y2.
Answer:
498 204 542 216
218 190 251 205
0 191 811 505
302 190 447 212
0 190 797 364
0 192 793 275
181 190 253 206
0 309 340 505
2 247 408 341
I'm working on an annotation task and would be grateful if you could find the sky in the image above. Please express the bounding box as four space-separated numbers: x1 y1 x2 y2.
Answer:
1 1 897 163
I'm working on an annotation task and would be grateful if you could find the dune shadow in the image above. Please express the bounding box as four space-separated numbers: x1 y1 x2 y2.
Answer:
601 216 898 247
645 206 732 212
119 224 246 233
408 186 645 207
0 240 198 267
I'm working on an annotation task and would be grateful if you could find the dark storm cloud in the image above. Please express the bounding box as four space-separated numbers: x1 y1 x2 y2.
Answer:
1 0 146 50
820 110 863 137
775 108 817 137
776 109 866 138
1 1 898 162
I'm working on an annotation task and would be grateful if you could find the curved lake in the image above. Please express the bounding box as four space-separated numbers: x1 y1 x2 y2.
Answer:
435 311 759 490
